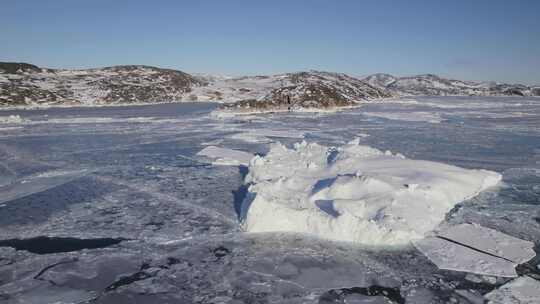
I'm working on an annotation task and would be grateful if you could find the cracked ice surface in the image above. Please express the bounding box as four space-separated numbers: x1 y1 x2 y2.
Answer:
413 237 519 277
242 139 501 245
485 276 540 304
413 223 536 278
438 223 536 264
0 97 539 303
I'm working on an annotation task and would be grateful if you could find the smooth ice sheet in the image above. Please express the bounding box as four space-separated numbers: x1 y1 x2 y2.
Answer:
0 170 88 205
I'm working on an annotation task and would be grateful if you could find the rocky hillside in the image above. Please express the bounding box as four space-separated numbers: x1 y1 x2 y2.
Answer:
0 62 206 106
0 63 391 109
363 73 539 97
1 61 537 109
219 71 394 113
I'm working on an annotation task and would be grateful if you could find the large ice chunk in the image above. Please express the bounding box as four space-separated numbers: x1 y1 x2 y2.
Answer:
241 139 501 245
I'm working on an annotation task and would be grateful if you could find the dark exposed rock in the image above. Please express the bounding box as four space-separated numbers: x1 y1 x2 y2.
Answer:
503 87 525 96
0 62 41 74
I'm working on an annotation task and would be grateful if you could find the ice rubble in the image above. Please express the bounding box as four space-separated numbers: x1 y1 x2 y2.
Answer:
0 114 26 124
485 276 540 304
241 139 501 245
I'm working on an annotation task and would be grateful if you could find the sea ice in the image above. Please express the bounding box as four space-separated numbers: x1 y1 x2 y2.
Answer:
241 139 501 245
484 276 540 303
230 129 305 143
438 224 536 264
413 224 536 277
363 111 443 123
0 169 89 205
413 237 518 277
197 146 253 166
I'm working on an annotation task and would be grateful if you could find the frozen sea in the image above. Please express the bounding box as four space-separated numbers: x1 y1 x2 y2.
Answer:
0 96 539 303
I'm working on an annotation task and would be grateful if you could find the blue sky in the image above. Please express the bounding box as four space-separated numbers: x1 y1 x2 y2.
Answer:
1 0 539 84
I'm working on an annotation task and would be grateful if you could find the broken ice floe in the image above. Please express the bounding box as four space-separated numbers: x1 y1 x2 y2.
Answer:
0 169 89 205
363 111 443 123
414 224 536 277
241 139 501 245
438 224 536 264
484 276 540 303
413 237 518 277
230 129 305 143
196 146 253 166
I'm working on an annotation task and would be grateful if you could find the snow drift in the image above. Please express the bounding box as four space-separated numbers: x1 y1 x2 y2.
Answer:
241 139 501 245
197 146 253 166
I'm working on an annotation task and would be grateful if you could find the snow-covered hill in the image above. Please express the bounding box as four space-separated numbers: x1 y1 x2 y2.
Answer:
218 71 394 113
0 63 391 109
184 74 287 103
363 73 539 97
0 62 206 106
1 62 538 109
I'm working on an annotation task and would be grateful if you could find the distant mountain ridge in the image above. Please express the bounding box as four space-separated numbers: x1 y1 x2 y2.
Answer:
363 73 538 97
0 61 538 108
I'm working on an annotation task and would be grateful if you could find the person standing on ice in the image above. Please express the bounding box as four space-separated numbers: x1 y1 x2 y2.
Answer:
287 95 291 111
